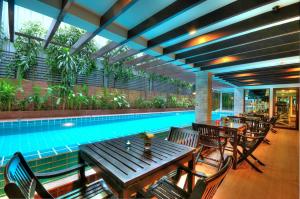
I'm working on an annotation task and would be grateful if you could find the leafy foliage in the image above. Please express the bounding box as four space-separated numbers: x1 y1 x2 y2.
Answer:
98 89 130 109
0 79 17 111
101 45 134 83
152 96 167 108
10 22 45 80
27 85 47 110
46 25 97 90
133 97 153 109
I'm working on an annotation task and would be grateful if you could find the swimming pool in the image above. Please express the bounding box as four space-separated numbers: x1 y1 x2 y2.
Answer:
0 111 233 162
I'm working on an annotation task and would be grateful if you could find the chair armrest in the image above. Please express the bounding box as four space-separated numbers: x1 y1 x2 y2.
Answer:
178 166 207 179
240 134 265 139
35 163 86 179
136 189 153 198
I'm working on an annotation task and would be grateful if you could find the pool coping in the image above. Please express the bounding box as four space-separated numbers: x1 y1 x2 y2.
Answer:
0 109 194 122
0 108 194 121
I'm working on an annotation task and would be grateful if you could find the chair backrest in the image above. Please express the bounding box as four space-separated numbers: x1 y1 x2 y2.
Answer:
192 123 221 141
269 115 279 125
4 152 53 199
259 121 271 134
244 119 260 132
189 156 233 199
168 127 199 148
227 116 246 124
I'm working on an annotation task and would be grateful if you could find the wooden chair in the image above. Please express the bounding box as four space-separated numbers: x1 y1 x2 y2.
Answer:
165 127 201 181
137 156 233 199
167 127 200 149
192 123 227 169
269 115 279 133
237 121 271 173
4 152 114 199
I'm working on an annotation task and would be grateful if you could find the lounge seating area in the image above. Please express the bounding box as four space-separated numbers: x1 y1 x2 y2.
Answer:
4 114 298 199
0 0 299 198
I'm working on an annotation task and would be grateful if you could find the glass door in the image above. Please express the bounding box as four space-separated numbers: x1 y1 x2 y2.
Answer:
273 88 299 129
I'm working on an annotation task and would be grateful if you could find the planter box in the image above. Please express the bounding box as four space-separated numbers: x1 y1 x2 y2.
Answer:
0 108 193 120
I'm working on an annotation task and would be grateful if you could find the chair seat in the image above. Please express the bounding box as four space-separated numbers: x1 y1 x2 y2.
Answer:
149 179 190 199
200 138 226 148
58 179 113 199
239 140 259 149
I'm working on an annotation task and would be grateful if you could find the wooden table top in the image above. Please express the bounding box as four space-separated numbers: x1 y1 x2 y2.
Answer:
79 136 195 187
197 120 246 130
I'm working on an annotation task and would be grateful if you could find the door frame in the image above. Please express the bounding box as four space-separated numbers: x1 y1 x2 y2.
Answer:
273 87 299 130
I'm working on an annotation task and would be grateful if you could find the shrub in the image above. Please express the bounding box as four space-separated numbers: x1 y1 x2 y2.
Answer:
112 94 130 109
27 85 47 110
0 80 17 111
152 96 166 108
177 97 191 108
166 95 178 108
134 97 153 109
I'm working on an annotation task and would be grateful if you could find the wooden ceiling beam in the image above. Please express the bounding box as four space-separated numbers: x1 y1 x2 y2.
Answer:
198 45 300 70
164 2 300 55
221 72 300 81
127 0 205 40
215 63 299 77
109 49 139 64
8 0 14 42
124 54 154 67
44 0 73 48
186 31 300 64
176 20 299 59
71 0 138 54
147 0 275 49
92 0 204 58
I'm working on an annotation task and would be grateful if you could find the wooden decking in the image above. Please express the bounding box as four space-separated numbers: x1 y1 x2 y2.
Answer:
213 128 299 199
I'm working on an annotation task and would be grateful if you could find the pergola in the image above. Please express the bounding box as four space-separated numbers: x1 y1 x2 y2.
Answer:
5 0 299 86
3 0 300 105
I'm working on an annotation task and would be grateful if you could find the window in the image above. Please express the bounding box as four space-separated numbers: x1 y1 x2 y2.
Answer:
222 92 234 111
244 89 269 114
212 91 220 111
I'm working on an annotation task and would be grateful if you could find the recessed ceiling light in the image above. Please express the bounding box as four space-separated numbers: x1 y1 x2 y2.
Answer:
210 56 239 65
241 79 257 82
247 83 262 86
286 68 300 72
283 75 300 79
189 29 197 35
234 73 256 77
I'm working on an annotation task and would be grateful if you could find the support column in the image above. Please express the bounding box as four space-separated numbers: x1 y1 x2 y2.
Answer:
234 88 244 115
195 71 212 122
269 88 273 117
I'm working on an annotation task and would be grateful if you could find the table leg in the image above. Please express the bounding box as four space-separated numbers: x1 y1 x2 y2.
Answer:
118 189 130 199
78 152 87 185
187 159 195 193
232 131 238 169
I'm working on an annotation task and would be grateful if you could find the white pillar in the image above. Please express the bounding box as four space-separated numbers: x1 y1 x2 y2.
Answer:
269 88 273 117
234 88 244 115
195 71 212 122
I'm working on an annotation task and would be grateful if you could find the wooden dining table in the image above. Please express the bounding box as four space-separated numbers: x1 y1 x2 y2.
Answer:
79 135 195 198
196 120 246 169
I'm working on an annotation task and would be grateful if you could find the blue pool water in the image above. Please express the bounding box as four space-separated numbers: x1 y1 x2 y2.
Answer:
0 111 232 161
